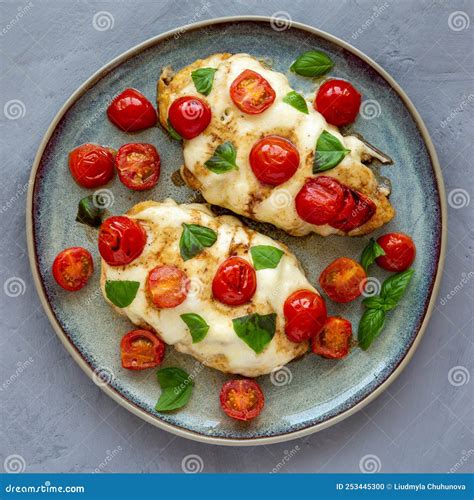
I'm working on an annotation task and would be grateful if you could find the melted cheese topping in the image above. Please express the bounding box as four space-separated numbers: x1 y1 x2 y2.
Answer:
101 200 310 376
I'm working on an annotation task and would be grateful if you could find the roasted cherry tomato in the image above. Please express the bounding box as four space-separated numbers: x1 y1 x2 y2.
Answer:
376 232 416 272
315 79 361 126
330 188 376 232
120 329 165 370
219 379 264 421
295 176 345 226
98 216 147 266
319 257 367 303
168 96 211 140
212 257 257 306
107 88 157 132
147 265 189 308
116 143 160 191
68 143 115 188
52 247 93 291
311 316 352 359
249 135 300 186
230 69 276 114
283 289 327 343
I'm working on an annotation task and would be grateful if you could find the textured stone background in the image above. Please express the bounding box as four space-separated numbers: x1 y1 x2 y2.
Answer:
0 0 472 473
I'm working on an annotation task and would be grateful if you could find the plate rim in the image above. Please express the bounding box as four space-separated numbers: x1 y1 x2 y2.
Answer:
26 15 447 446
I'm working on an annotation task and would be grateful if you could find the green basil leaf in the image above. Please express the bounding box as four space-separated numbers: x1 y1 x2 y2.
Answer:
250 245 284 270
360 238 386 272
313 130 350 173
290 50 334 77
167 118 182 141
105 280 140 308
156 367 190 388
155 385 193 411
380 269 415 308
282 91 309 114
362 296 393 311
232 313 276 354
191 67 217 96
76 195 105 228
179 223 218 261
358 308 386 350
204 142 238 174
180 313 209 343
155 367 194 411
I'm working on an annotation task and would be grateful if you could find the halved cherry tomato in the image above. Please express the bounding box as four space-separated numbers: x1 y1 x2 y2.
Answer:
319 257 367 303
330 188 376 232
376 232 416 272
283 289 327 343
295 176 345 225
168 96 211 140
116 143 160 191
212 257 256 306
219 379 264 421
52 247 93 291
249 135 300 186
120 329 165 370
311 316 352 359
68 144 115 188
230 69 276 114
315 79 361 126
98 216 147 266
147 265 189 308
107 88 157 132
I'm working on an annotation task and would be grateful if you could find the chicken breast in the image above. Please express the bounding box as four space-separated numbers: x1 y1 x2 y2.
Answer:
158 53 394 236
100 199 312 377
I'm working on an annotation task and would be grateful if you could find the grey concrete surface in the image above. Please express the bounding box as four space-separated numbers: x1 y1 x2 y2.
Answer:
0 0 473 473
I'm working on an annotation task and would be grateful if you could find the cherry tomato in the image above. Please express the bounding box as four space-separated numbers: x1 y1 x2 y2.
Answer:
229 69 276 114
168 96 211 140
147 265 189 308
68 144 115 188
212 257 256 306
98 216 147 266
249 135 300 186
283 289 327 343
107 88 157 132
376 232 416 272
115 143 160 191
330 188 376 232
319 257 367 303
52 247 93 291
219 379 264 421
315 79 361 126
295 176 345 225
120 329 165 370
311 316 352 359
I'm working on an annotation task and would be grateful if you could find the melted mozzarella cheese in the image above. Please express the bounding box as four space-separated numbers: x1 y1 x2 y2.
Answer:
101 200 311 376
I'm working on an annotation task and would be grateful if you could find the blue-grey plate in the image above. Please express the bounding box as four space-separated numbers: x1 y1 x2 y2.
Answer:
27 17 446 445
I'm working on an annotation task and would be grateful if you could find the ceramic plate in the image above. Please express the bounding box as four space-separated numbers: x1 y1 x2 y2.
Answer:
27 17 446 445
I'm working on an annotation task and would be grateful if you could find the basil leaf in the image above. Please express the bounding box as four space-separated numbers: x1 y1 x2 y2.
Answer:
233 313 276 354
167 118 182 141
290 50 334 77
282 91 308 114
314 130 350 173
250 245 284 270
358 308 386 350
191 67 217 96
179 223 218 261
204 142 238 174
362 296 393 311
360 238 386 272
380 269 415 308
105 280 140 308
155 367 193 411
75 195 105 228
180 313 209 343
